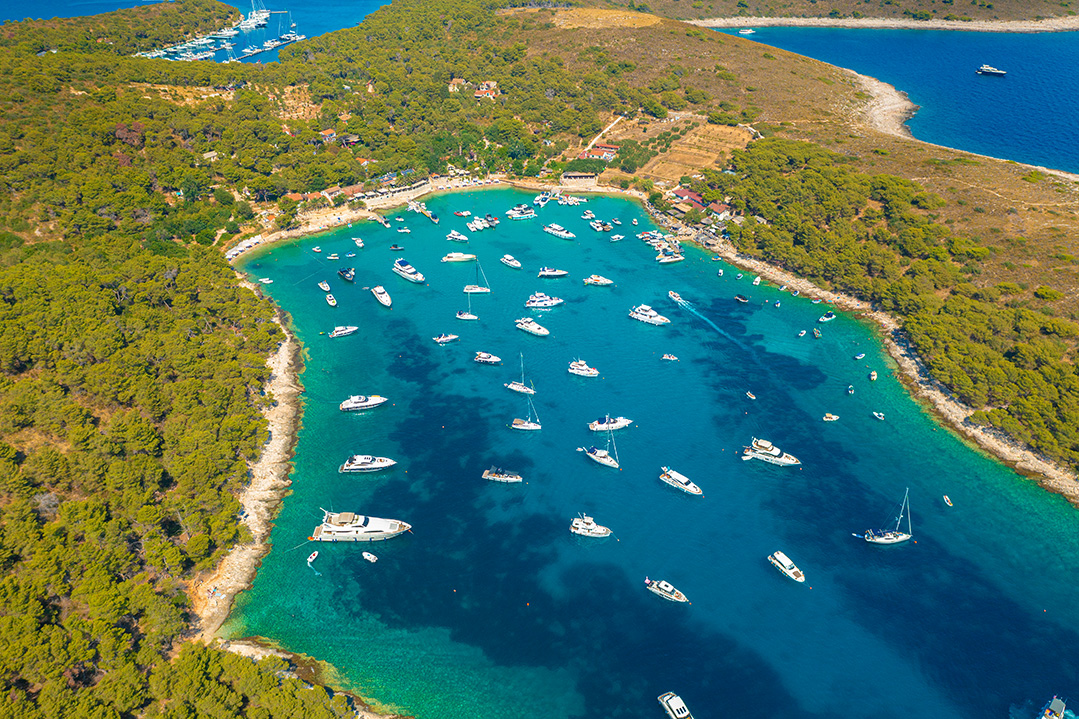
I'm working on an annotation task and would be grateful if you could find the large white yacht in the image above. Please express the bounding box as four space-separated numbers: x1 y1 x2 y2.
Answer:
659 466 703 496
537 267 568 278
309 510 411 542
568 359 599 377
629 304 671 325
441 252 476 262
644 577 689 603
392 258 425 283
339 455 397 473
329 326 358 338
583 274 614 286
525 292 563 308
339 395 389 411
768 551 806 582
658 692 694 719
473 352 502 365
543 223 576 239
446 229 469 242
506 204 537 220
482 466 522 483
371 285 392 307
569 513 612 538
588 415 632 431
515 317 550 336
500 254 522 268
742 437 800 466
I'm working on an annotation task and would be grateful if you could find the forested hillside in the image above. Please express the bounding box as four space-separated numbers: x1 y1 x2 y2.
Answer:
632 0 1073 23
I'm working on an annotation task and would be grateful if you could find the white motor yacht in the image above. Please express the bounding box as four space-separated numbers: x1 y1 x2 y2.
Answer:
569 513 612 538
446 229 469 242
329 326 358 338
659 466 703 496
442 252 476 262
588 415 632 431
506 205 537 220
543 223 576 239
371 286 392 307
474 352 501 365
392 258 425 283
525 292 563 308
656 253 685 264
583 275 614 286
482 466 523 483
658 692 694 719
339 455 397 473
742 437 800 466
309 510 411 542
537 267 568 278
339 394 389 411
433 333 459 344
629 304 671 325
819 310 837 323
609 234 625 242
500 254 522 268
325 294 337 307
515 317 550 336
568 359 599 377
768 551 806 582
644 577 689 603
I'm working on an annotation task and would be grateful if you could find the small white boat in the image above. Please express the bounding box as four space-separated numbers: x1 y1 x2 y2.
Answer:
511 396 542 431
746 391 756 400
658 691 694 719
629 304 671 325
327 253 340 260
819 311 837 323
339 455 397 473
768 551 806 582
873 411 885 421
661 354 678 361
353 238 364 247
306 551 319 564
569 513 612 538
362 552 378 563
318 281 331 292
543 223 576 239
433 333 459 344
854 353 866 360
339 394 388 411
568 359 599 377
515 317 549 336
870 371 878 381
659 466 703 496
583 274 614 286
848 385 855 395
446 230 469 242
538 267 568 278
313 246 322 253
258 277 273 284
500 254 522 268
474 352 501 365
346 252 355 258
738 27 755 34
609 234 625 242
329 326 358 338
823 413 839 422
372 285 392 307
644 577 689 603
525 292 563 308
588 415 632 431
668 290 683 302
656 254 685 264
482 466 523 483
442 252 476 262
798 330 806 337
943 495 953 507
397 227 410 234
505 353 536 395
325 294 337 307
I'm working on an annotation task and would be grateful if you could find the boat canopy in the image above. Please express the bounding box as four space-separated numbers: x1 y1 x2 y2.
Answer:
773 551 794 568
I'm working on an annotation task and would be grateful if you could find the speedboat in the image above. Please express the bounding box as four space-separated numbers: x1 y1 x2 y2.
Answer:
453 210 471 217
474 352 501 365
668 290 683 302
389 244 404 251
753 276 761 286
327 253 340 260
313 246 322 253
570 513 612 538
442 252 476 262
371 286 392 307
538 267 568 278
774 300 781 308
854 353 866 360
738 27 756 34
583 275 614 286
819 311 837 323
433 333 459 344
482 466 522 483
848 385 855 395
353 238 365 247
456 309 478 320
768 551 806 582
659 466 703 496
734 294 749 303
629 305 670 325
568 359 599 377
823 413 839 422
362 552 378 563
525 292 563 308
644 577 689 603
446 230 469 242
589 415 632 431
484 213 500 226
258 278 273 284
813 328 822 339
339 394 388 411
543 223 576 239
581 210 595 220
500 254 522 268
515 317 550 336
610 234 625 242
746 391 756 400
742 437 800 466
392 258 425 283
632 218 638 225
656 253 685 264
797 330 806 337
339 455 397 473
329 326 359 338
976 64 1007 76
658 691 694 719
873 411 885 421
309 510 411 542
318 281 331 292
325 294 337 307
307 551 318 563
338 267 355 281
661 354 678 361
397 227 411 234
943 495 953 507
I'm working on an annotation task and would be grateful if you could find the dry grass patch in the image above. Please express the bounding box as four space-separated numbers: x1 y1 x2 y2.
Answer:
552 8 663 29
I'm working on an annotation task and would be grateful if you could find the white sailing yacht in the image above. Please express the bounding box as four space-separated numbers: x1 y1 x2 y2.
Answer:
456 291 478 320
578 428 619 468
862 488 913 545
504 352 536 395
463 259 491 294
511 396 541 431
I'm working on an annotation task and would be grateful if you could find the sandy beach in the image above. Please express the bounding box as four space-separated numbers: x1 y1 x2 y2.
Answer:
689 15 1079 33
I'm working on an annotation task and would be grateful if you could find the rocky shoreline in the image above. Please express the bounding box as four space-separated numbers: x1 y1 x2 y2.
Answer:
689 15 1079 33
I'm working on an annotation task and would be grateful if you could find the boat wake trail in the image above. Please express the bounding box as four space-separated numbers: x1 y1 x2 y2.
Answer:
676 299 750 352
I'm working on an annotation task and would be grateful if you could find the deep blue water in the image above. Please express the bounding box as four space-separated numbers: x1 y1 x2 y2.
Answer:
719 27 1079 173
232 188 1079 718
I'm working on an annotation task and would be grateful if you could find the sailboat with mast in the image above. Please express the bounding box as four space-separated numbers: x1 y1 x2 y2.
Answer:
456 291 478 320
505 352 536 395
861 488 913 545
463 259 491 294
578 428 620 468
511 396 541 431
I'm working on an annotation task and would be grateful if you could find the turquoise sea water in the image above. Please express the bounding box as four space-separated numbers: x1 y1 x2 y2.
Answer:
234 188 1079 718
718 27 1079 173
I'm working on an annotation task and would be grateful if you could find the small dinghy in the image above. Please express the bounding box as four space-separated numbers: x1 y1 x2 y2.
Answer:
307 551 319 563
362 552 378 563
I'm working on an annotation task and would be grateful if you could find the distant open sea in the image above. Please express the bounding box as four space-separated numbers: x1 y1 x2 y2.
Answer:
233 188 1079 718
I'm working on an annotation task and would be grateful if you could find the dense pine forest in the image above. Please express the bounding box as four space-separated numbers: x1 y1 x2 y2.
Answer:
0 0 1077 715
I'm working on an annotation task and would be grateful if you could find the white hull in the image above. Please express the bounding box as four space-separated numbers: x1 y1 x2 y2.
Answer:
645 578 689 603
511 419 541 431
769 551 806 582
463 285 491 294
339 455 397 473
392 263 425 283
372 286 392 307
570 515 611 537
580 447 618 468
339 395 388 411
474 353 501 364
504 381 535 395
588 416 632 431
483 467 523 483
659 467 703 496
310 511 411 542
516 319 549 336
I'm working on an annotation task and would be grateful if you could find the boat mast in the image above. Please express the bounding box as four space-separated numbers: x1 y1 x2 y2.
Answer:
528 396 539 423
477 259 489 290
608 427 618 464
902 487 911 536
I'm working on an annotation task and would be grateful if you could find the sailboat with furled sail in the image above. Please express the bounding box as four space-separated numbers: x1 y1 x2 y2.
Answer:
463 259 491 294
860 488 913 545
505 352 536 395
578 427 619 468
457 290 478 321
511 396 541 431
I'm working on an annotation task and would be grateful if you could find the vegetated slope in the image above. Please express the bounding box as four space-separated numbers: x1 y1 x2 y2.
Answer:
622 0 1073 23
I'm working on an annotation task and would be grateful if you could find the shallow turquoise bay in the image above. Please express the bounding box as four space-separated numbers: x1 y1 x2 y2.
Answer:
234 188 1078 718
